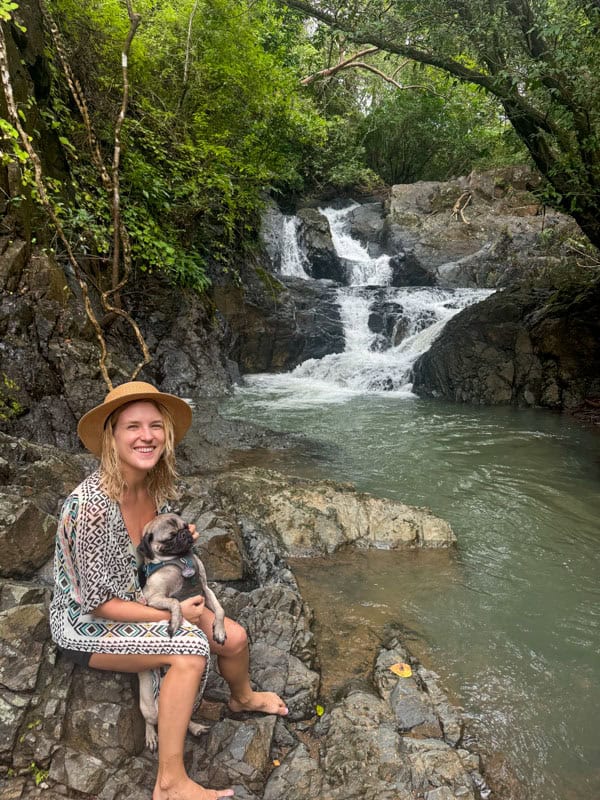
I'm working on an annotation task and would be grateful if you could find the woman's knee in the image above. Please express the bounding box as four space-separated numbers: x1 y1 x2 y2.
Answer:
168 653 207 676
223 619 248 655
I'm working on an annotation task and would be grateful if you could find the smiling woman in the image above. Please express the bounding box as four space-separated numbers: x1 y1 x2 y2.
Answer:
49 381 288 800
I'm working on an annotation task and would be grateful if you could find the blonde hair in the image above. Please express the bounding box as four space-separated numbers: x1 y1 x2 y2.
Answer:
99 400 180 507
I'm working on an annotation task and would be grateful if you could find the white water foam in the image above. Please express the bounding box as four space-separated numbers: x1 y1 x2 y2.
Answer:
279 215 310 278
320 205 392 286
239 205 493 406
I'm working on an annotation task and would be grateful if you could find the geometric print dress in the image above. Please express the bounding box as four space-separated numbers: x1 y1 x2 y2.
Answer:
49 471 210 691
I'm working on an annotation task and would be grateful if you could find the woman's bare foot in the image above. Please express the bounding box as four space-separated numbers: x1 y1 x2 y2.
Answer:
228 690 288 716
153 776 234 800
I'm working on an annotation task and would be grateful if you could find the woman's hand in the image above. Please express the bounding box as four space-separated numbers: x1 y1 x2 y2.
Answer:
180 594 206 626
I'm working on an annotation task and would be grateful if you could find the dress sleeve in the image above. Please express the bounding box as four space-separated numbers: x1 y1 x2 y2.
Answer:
70 490 119 615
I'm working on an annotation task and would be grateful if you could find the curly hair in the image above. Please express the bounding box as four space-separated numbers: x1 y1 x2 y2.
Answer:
99 400 180 507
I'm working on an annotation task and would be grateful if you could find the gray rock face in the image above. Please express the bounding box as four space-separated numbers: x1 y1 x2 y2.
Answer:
213 467 456 556
388 166 571 288
296 208 346 283
412 282 600 408
347 202 386 255
215 275 344 374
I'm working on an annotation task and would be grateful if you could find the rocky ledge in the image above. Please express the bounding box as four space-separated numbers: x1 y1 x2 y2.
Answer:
0 434 504 800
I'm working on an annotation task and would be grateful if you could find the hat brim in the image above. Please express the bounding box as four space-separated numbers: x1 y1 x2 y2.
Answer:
77 390 192 457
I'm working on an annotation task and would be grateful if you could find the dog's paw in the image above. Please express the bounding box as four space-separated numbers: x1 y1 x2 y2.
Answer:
168 614 182 638
145 723 158 753
213 624 227 645
188 720 210 737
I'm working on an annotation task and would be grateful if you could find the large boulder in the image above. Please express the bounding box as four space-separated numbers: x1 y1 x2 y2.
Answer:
296 208 346 283
347 202 386 255
388 166 572 288
213 468 456 556
215 275 344 374
412 281 600 408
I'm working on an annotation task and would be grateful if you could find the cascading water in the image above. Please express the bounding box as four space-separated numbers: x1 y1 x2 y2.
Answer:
254 204 492 402
279 215 310 279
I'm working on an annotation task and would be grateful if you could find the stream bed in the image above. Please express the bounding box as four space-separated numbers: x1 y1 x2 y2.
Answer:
223 392 600 800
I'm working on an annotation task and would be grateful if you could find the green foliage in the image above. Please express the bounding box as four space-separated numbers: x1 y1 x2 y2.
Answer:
28 761 49 787
275 0 600 247
43 0 327 288
359 70 527 184
0 374 25 421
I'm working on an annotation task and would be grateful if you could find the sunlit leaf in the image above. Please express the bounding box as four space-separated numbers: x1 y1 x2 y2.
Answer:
389 662 412 678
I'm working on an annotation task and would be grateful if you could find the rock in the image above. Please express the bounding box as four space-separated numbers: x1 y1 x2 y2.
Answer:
388 167 571 287
49 747 111 796
214 468 456 556
0 495 57 578
347 202 386 255
390 252 436 287
194 527 245 581
215 275 344 374
62 669 145 763
190 716 277 794
413 282 600 408
0 239 28 293
0 604 48 691
296 208 346 283
259 200 286 272
263 743 329 800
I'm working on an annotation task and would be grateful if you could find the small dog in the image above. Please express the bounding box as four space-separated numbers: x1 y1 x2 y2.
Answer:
137 512 227 751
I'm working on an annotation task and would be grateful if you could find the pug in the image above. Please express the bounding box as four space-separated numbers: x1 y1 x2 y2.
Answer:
137 512 227 751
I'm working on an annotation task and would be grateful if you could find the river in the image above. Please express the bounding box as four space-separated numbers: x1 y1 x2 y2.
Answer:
222 205 600 799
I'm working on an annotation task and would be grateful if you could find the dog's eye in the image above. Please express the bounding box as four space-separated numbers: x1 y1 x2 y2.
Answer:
147 533 153 542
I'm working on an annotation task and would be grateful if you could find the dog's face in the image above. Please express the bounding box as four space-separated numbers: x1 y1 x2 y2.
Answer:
138 513 194 562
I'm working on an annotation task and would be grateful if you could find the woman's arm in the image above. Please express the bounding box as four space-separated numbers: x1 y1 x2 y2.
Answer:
92 595 206 625
93 597 170 623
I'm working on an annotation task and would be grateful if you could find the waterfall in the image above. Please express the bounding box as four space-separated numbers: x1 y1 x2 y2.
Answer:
243 204 492 404
279 216 310 278
320 205 392 286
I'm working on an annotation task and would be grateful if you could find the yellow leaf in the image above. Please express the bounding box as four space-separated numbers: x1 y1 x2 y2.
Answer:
272 759 280 767
315 704 325 716
389 662 412 678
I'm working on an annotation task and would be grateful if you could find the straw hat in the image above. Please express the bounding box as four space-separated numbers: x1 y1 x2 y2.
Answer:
77 381 192 457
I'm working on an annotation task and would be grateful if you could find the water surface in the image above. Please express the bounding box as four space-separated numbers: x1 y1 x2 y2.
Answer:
223 392 600 800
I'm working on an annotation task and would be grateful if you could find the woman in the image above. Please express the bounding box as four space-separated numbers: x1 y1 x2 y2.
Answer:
50 381 288 800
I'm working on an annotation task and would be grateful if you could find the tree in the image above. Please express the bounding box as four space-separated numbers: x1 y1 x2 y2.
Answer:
274 0 600 248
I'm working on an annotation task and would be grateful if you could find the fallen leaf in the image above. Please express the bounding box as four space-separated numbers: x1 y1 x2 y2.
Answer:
389 662 412 678
272 759 280 767
315 704 325 717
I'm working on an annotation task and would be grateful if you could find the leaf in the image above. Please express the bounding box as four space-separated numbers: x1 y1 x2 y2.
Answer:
389 662 412 678
272 759 280 767
315 704 325 716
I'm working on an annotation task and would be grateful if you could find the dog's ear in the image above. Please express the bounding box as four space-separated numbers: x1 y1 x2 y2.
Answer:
137 532 155 561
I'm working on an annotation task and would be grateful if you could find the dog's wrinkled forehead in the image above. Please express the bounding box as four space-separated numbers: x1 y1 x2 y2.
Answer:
143 513 187 540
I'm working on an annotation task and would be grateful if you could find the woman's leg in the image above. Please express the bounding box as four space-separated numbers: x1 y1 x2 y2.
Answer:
89 653 234 800
195 611 288 716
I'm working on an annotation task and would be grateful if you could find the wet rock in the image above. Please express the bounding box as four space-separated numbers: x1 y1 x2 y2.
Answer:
413 281 600 408
347 202 386 255
194 527 245 581
259 200 286 272
390 251 436 287
215 276 344 374
296 208 346 283
263 743 329 800
214 468 456 557
0 691 30 761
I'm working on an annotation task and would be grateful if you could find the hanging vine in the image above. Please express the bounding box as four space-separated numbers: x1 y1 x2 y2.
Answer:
1 1 151 390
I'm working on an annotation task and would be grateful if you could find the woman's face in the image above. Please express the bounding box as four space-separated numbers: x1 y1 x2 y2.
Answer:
111 401 166 475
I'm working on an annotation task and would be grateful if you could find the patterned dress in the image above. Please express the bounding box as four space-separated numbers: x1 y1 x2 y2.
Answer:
49 472 210 669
